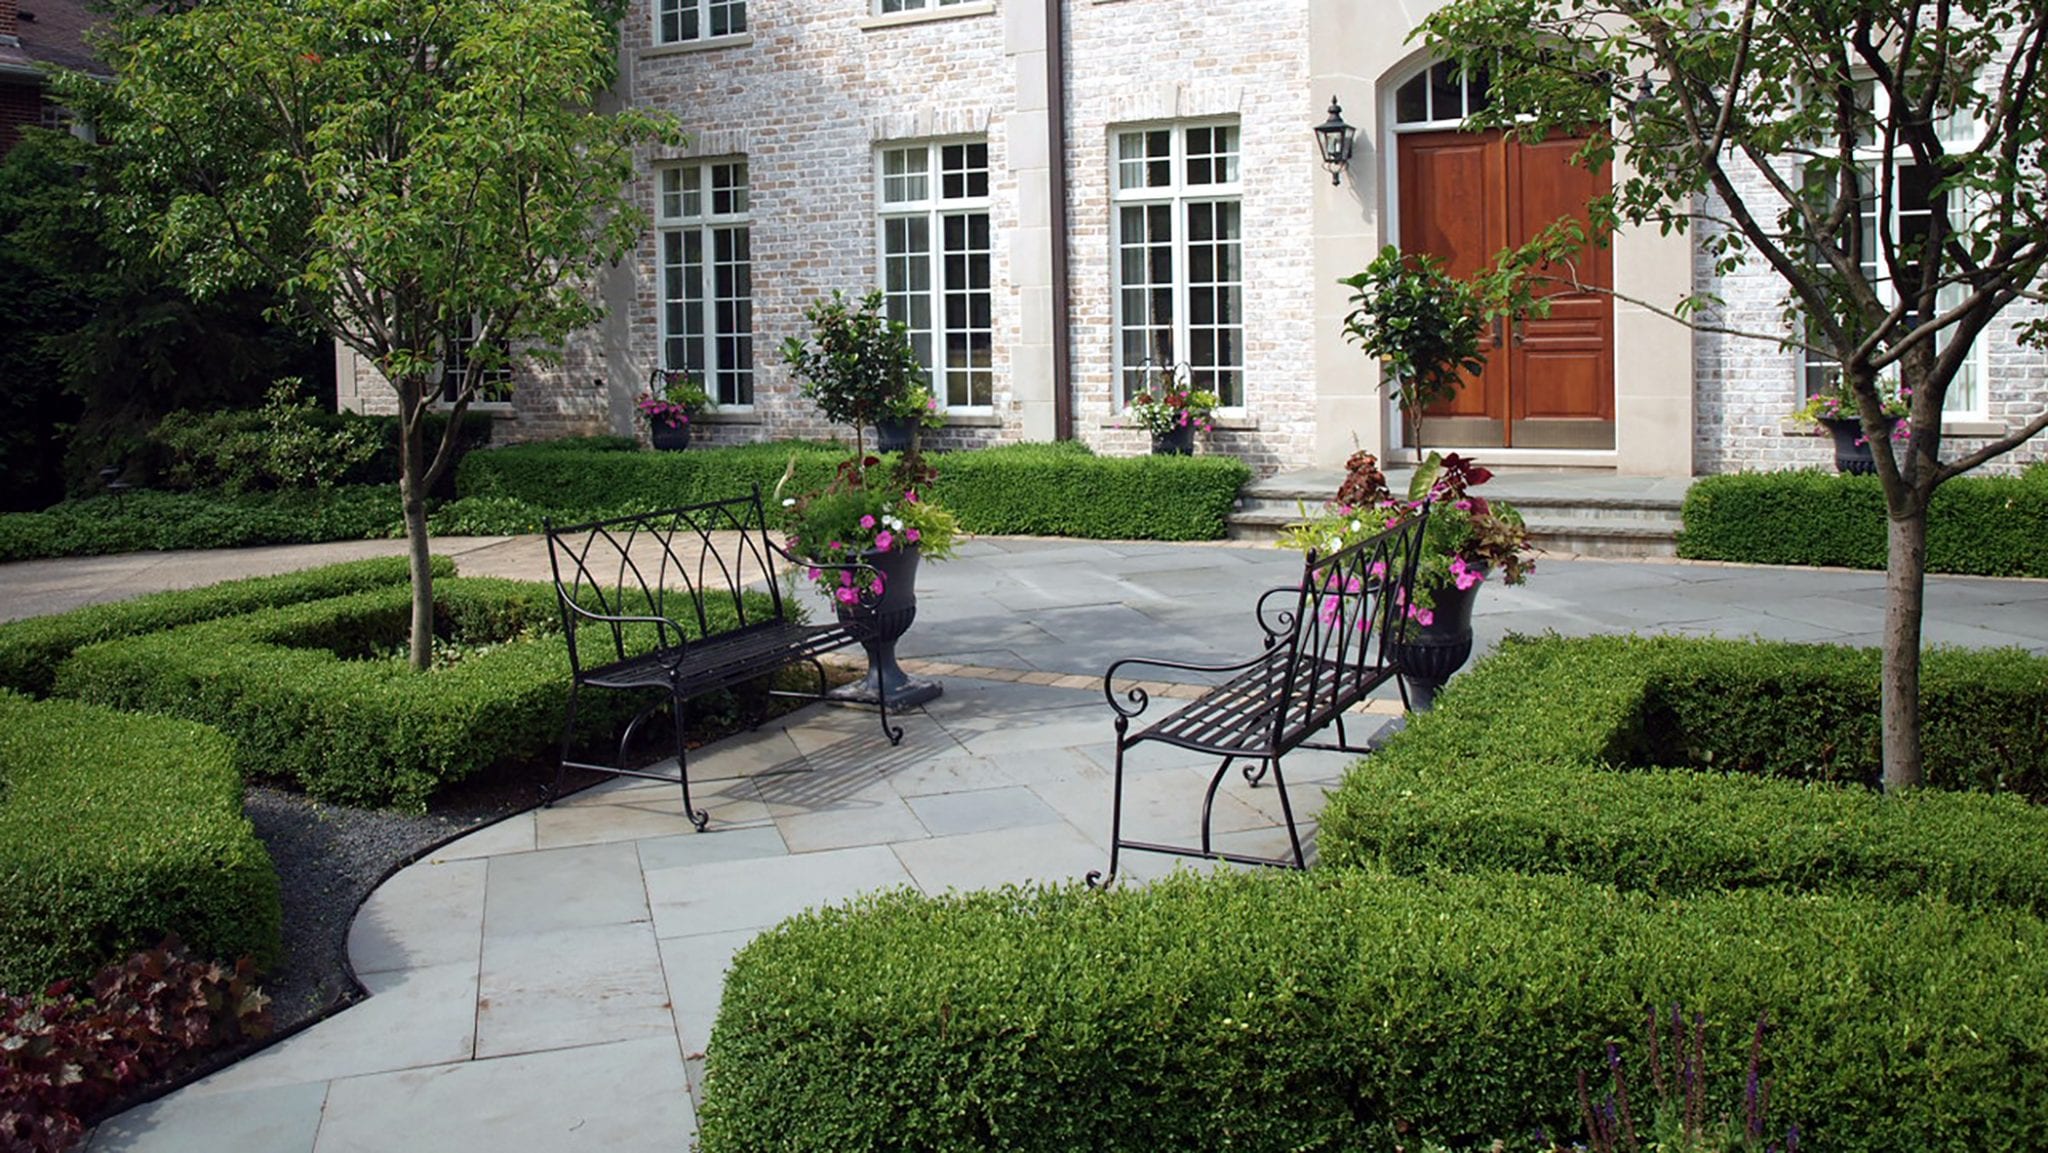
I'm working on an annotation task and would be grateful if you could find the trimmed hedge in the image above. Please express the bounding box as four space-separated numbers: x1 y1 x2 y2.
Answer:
456 440 1252 541
0 693 281 994
0 487 408 562
1677 462 2048 574
0 555 451 697
698 871 2048 1153
53 578 769 811
1315 635 2048 911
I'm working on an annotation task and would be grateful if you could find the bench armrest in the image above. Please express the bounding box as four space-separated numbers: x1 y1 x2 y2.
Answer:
555 598 696 664
1101 648 1279 720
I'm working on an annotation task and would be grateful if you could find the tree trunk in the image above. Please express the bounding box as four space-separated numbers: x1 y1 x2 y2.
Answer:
1880 502 1928 791
399 407 436 673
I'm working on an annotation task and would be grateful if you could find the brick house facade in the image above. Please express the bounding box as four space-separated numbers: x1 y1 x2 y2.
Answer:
0 0 101 156
340 0 2046 478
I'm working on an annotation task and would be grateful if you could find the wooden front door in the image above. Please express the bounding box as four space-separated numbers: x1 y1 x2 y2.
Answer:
1397 129 1613 449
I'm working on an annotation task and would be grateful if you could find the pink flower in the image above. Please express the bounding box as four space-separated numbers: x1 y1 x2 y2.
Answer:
869 577 886 596
835 587 859 605
1407 604 1435 627
875 530 895 551
904 490 920 504
1449 555 1484 591
806 567 821 582
860 515 877 530
1369 560 1387 578
906 528 921 543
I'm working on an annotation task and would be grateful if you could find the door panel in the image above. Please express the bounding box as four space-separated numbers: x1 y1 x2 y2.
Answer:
1397 131 1505 429
1396 128 1613 448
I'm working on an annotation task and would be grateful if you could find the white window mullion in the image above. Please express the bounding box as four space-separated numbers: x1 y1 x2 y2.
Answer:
658 160 752 407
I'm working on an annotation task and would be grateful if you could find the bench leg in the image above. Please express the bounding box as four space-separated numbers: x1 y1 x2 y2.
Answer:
1267 757 1308 870
545 682 583 808
670 694 711 832
1085 719 1131 889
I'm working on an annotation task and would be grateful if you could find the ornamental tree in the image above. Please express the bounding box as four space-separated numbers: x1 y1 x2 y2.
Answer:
59 0 677 670
1420 0 2048 790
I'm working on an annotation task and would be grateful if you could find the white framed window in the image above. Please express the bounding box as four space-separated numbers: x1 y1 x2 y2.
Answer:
1393 60 1491 130
1800 79 1984 416
658 160 753 407
877 0 971 13
656 0 745 45
1112 121 1243 406
440 316 512 403
878 139 993 409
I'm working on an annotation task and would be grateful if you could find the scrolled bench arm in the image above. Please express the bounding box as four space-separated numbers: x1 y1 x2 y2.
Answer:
1101 649 1280 720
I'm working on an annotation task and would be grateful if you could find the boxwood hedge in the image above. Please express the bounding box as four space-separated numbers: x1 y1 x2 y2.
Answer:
1315 635 2048 910
0 487 409 563
0 693 281 994
1677 462 2048 574
698 871 2048 1153
455 440 1251 541
52 578 779 810
0 555 449 697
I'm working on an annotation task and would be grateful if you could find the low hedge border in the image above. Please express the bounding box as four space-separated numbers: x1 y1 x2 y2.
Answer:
1315 635 2048 911
52 578 770 811
0 555 450 698
0 487 409 563
0 693 281 994
698 871 2048 1153
454 440 1252 541
1676 462 2048 574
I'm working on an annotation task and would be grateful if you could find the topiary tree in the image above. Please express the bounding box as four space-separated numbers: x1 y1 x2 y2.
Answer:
58 0 678 671
1339 245 1490 442
781 289 925 457
1420 0 2048 790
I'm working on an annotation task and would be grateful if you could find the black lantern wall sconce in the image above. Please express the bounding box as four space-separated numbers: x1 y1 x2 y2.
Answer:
1314 96 1356 185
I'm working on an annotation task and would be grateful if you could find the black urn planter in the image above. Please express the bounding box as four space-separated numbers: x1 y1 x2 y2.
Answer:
649 420 692 451
1150 423 1195 456
830 543 942 708
1392 576 1482 711
1817 415 1901 475
874 417 916 453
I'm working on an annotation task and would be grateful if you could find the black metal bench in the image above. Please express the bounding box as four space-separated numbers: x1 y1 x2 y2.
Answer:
1088 508 1430 885
543 488 897 830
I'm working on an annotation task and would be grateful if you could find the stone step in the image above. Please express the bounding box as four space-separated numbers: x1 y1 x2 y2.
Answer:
1228 496 1683 557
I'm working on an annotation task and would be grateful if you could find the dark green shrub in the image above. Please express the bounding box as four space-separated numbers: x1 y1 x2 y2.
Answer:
459 439 1252 540
148 405 493 496
1315 635 2048 911
1677 463 2048 575
53 579 771 810
698 871 2048 1153
0 555 449 697
0 487 407 562
923 442 1249 540
0 694 281 994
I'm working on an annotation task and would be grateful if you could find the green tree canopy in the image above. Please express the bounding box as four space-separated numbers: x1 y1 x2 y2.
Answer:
61 0 679 668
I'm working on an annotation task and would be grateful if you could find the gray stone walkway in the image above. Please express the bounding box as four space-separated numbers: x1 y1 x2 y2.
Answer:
14 536 2041 1151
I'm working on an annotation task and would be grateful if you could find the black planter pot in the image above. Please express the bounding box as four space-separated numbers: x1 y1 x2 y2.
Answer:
1150 423 1195 455
1817 415 1901 475
875 417 915 453
1392 575 1482 711
650 420 692 451
831 543 942 708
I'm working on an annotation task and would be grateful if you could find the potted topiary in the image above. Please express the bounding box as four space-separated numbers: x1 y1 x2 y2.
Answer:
637 367 712 450
781 289 925 456
1338 245 1488 443
876 383 945 453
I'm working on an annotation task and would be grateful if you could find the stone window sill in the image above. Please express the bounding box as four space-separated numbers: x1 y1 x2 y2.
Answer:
940 412 1003 428
639 32 753 61
859 2 995 32
1779 418 2006 438
695 410 761 425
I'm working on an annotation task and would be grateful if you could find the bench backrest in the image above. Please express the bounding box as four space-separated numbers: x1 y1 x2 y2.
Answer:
1267 504 1431 741
543 488 790 675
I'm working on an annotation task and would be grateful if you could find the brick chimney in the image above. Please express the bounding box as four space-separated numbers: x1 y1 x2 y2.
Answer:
0 0 18 41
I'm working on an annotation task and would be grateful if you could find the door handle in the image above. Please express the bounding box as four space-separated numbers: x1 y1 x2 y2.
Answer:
1512 322 1526 346
1492 318 1504 348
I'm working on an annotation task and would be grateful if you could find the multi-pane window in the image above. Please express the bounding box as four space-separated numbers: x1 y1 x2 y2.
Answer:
877 0 971 13
1393 60 1491 128
879 140 993 409
440 316 511 403
1801 80 1982 414
659 161 753 406
1112 121 1243 405
657 0 745 45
